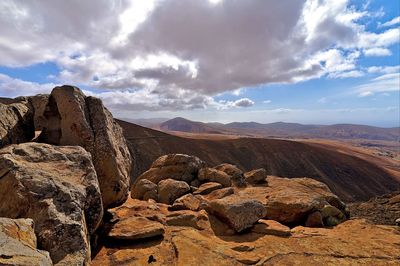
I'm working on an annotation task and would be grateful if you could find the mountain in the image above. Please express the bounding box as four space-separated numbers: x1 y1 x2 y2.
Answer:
160 117 224 134
117 119 400 202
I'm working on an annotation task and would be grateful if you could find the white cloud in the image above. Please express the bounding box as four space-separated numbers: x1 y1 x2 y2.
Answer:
0 74 56 97
379 16 400 28
355 73 400 97
263 100 272 104
231 98 254 108
367 65 400 74
364 47 392 56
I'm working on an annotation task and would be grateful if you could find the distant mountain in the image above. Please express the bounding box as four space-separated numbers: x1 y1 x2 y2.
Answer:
158 117 399 141
119 117 170 128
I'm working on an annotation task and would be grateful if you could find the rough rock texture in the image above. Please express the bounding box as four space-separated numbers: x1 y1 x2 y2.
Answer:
37 85 132 208
207 196 267 232
166 210 209 230
28 94 49 131
251 219 291 236
0 98 34 148
158 179 190 205
109 217 165 240
198 167 232 187
204 187 235 200
244 168 268 184
173 194 203 211
0 143 103 265
0 218 52 266
131 179 158 201
214 163 246 187
193 182 223 195
136 154 205 184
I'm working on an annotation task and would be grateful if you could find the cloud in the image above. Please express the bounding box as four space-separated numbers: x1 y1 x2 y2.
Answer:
367 65 400 74
364 47 392 56
379 16 400 28
231 98 255 108
355 73 400 97
263 100 272 104
0 74 56 97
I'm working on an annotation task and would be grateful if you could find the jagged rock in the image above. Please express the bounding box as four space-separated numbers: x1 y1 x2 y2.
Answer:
0 98 34 148
158 179 191 205
198 167 232 187
207 196 267 232
136 154 205 184
28 94 49 131
204 187 235 200
305 211 324 227
193 182 223 195
252 219 291 236
244 168 268 184
173 193 203 211
0 218 52 266
108 216 165 240
214 163 246 187
37 85 132 208
0 143 103 265
131 179 158 201
166 210 209 230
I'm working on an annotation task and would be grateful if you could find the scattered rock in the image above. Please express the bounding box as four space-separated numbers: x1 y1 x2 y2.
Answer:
198 167 232 187
244 168 268 184
305 211 324 227
0 143 103 265
173 193 203 211
214 163 246 187
204 187 235 200
108 216 165 240
0 218 52 266
193 182 223 195
252 219 291 236
131 179 158 201
158 179 191 205
166 210 209 230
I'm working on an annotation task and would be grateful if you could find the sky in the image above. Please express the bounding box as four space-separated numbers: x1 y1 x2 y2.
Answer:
0 0 399 127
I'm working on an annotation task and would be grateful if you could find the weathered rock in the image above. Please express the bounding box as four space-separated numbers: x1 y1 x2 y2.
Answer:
136 154 205 184
37 85 132 208
252 219 291 236
0 99 34 148
166 210 209 230
305 211 324 227
0 143 103 265
193 182 223 195
204 187 235 200
207 196 267 232
396 218 400 226
244 168 268 184
173 193 203 211
131 179 158 201
158 179 191 205
28 94 49 131
321 204 346 226
198 167 232 187
214 163 246 187
0 218 52 266
108 216 165 240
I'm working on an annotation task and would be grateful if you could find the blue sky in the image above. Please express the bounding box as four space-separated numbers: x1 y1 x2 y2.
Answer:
0 0 399 127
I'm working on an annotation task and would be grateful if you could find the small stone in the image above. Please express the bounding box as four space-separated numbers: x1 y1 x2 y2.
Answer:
395 218 400 226
244 168 268 185
173 193 203 211
193 182 223 195
231 244 255 252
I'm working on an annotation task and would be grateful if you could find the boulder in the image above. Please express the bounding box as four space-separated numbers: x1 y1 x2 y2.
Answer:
173 193 203 211
321 204 346 226
108 217 165 240
0 98 34 148
198 167 232 187
204 187 235 201
193 182 223 195
131 179 158 201
252 219 291 236
305 211 324 227
207 196 267 232
166 210 209 230
37 85 132 208
244 168 268 184
214 163 246 187
136 154 205 184
28 94 49 131
0 143 103 265
158 179 191 205
0 218 52 266
396 218 400 226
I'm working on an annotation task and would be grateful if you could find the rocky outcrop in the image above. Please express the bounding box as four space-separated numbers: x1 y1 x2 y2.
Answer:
36 85 132 208
0 218 52 266
214 163 246 187
0 143 103 265
158 179 191 205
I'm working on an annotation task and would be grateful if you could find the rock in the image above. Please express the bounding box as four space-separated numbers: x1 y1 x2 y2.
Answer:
193 182 223 195
244 168 268 184
0 218 52 266
214 163 246 187
173 193 203 211
252 219 291 236
166 210 209 230
305 211 324 227
28 94 49 131
0 143 103 265
108 216 165 240
158 179 191 205
204 187 235 200
0 99 34 148
190 179 201 188
207 196 267 232
198 167 232 187
131 179 158 201
37 85 132 208
395 218 400 226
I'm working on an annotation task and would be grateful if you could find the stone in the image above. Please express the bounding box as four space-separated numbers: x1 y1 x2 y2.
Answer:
166 210 209 230
38 85 132 208
198 167 232 187
173 193 203 211
204 187 235 200
395 218 400 226
214 163 246 187
136 154 205 184
193 182 223 195
244 168 268 184
108 216 165 240
28 94 49 131
0 218 52 266
207 196 267 232
252 219 291 236
305 211 324 227
0 143 103 265
131 179 158 201
158 178 191 205
0 99 34 148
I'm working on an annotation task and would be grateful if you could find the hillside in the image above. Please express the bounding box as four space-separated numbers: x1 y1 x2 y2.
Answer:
160 117 224 134
117 119 400 202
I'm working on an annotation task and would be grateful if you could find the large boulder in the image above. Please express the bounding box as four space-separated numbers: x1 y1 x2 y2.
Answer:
136 154 205 184
244 168 268 184
198 167 232 187
214 163 246 187
131 179 158 201
0 217 52 266
0 142 103 265
158 178 191 205
37 85 132 208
